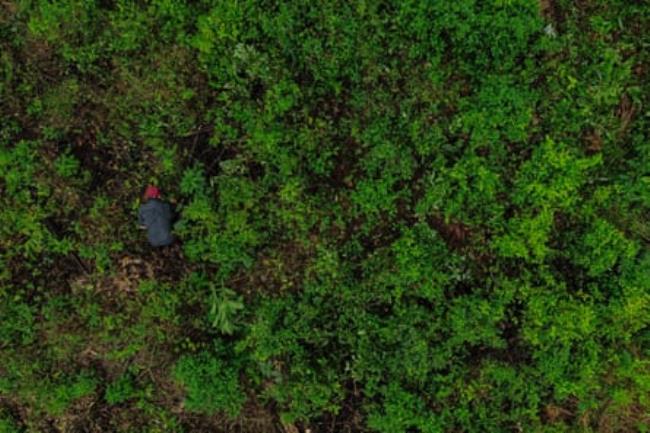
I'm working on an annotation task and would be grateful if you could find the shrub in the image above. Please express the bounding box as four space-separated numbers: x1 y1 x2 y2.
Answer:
174 351 246 417
105 373 136 405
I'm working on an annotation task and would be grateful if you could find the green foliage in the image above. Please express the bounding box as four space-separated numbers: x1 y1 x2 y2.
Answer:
574 218 638 277
367 384 442 433
180 164 207 196
0 300 35 348
46 374 97 416
174 350 246 417
177 167 264 277
0 358 97 418
0 415 20 433
209 286 244 335
1 0 649 431
105 373 137 405
54 150 80 178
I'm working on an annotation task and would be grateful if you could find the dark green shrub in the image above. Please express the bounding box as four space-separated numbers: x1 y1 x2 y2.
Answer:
105 373 136 405
174 350 246 417
0 416 20 433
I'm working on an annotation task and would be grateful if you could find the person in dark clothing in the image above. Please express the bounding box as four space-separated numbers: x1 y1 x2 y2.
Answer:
138 185 175 247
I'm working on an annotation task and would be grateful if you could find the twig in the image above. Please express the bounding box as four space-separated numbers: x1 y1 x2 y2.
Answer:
179 124 214 138
204 146 228 175
70 252 90 275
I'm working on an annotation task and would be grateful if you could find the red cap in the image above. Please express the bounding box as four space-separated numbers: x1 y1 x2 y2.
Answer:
144 185 161 200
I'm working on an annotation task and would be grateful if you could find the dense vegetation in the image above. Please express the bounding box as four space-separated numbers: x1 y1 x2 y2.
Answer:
1 1 649 432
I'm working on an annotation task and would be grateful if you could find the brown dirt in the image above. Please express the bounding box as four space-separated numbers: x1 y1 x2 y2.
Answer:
306 388 365 433
141 243 189 283
616 93 636 139
179 399 280 433
584 128 603 155
0 1 18 16
244 240 315 298
427 214 472 250
595 398 650 433
539 0 553 18
71 245 188 298
543 403 573 423
539 0 565 28
111 255 155 294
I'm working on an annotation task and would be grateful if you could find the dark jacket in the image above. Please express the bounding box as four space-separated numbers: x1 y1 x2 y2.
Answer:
138 199 174 247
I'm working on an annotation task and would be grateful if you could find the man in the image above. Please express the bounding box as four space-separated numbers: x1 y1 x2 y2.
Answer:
138 185 175 247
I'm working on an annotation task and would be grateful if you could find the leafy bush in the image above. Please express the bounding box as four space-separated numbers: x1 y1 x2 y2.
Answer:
0 416 20 433
105 373 136 405
174 350 246 417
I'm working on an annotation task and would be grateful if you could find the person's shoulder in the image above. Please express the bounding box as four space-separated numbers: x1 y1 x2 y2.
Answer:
139 199 162 213
143 198 165 206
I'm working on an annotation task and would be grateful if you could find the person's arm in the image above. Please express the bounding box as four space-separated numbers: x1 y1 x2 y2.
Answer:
138 205 147 229
163 202 174 224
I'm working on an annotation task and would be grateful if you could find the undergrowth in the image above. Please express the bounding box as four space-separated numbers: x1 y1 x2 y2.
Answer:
1 1 649 432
